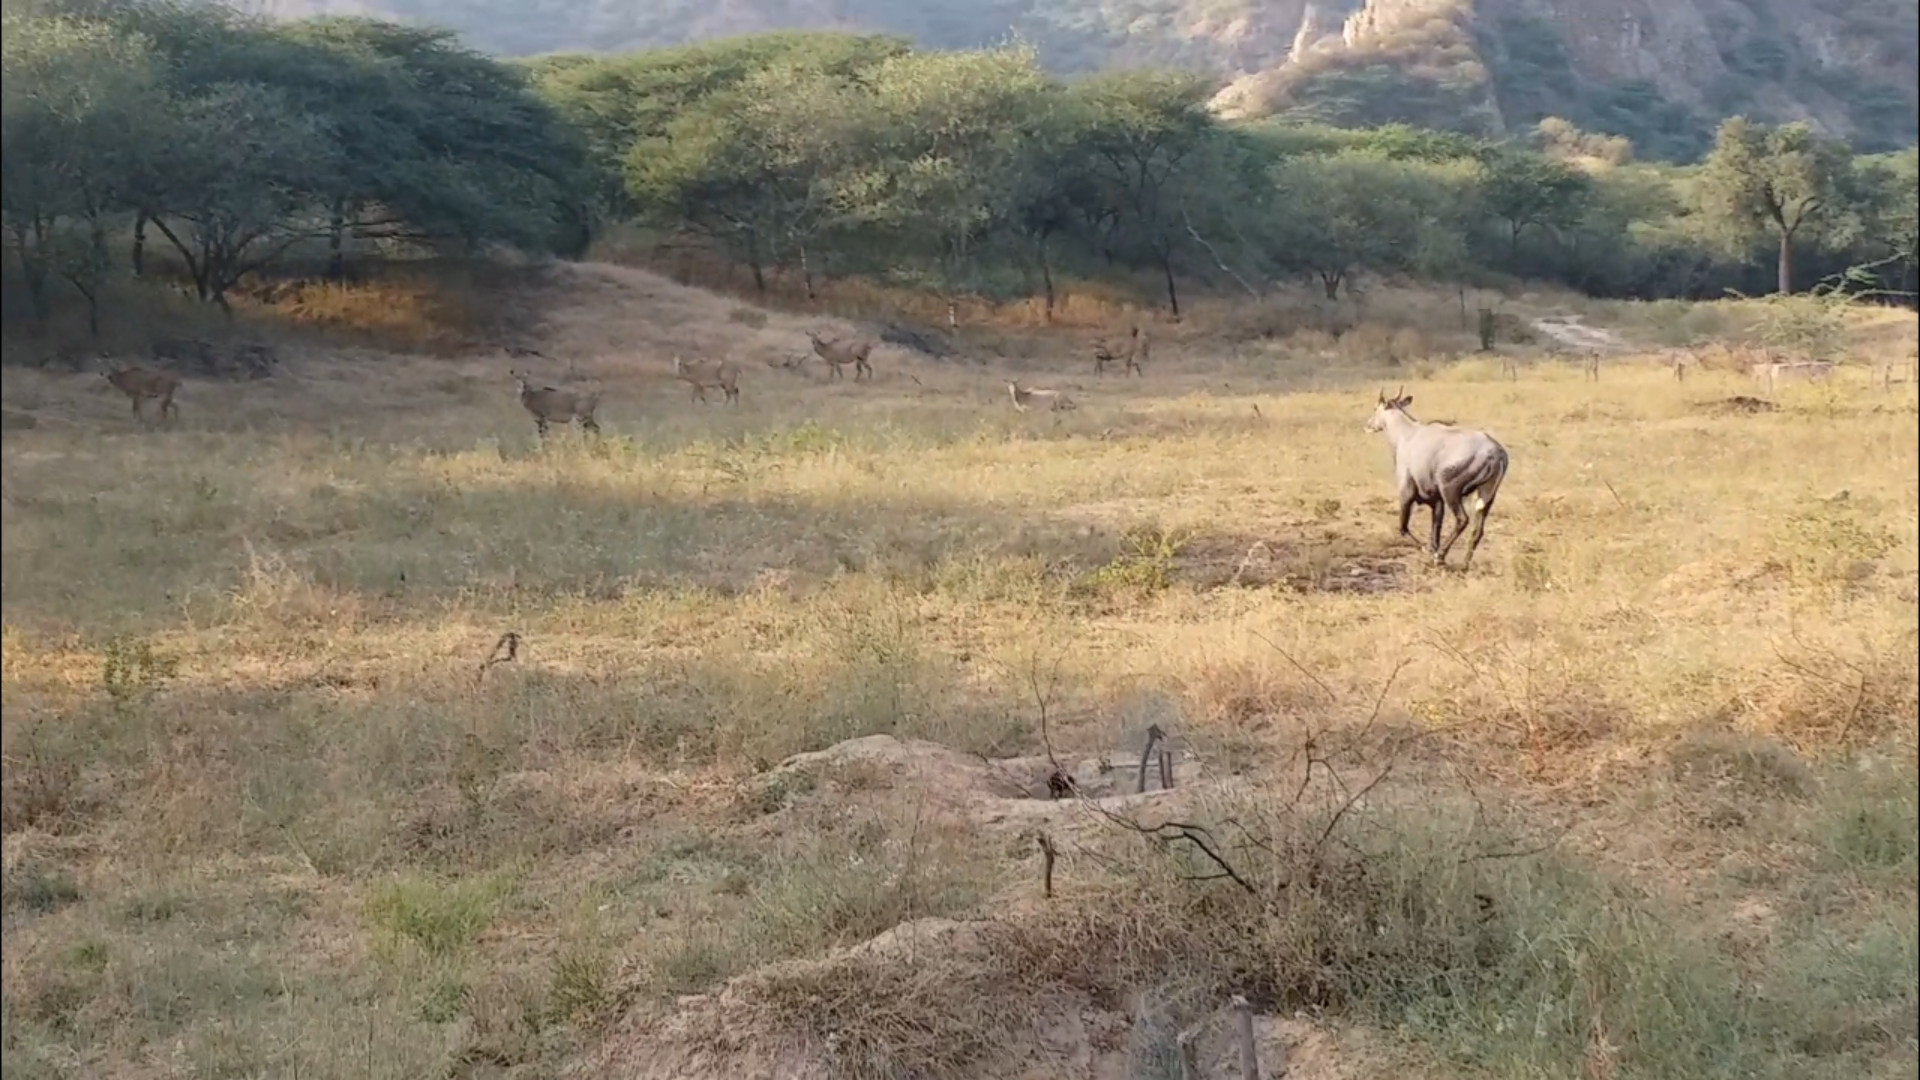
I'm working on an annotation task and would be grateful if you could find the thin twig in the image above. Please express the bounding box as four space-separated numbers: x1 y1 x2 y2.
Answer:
1037 833 1057 899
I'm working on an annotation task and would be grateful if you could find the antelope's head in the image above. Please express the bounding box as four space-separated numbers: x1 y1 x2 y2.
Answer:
1365 386 1413 432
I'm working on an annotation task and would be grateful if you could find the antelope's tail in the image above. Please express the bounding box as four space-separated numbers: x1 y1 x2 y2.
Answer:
1469 445 1509 516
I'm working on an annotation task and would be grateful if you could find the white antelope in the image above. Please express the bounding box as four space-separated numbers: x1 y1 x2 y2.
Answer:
1752 360 1835 396
1007 381 1076 413
1364 387 1509 570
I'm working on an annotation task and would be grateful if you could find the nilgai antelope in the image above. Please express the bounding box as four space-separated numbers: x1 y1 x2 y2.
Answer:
100 362 181 423
1093 326 1146 377
510 370 601 437
1365 388 1509 571
806 330 874 382
672 356 742 404
1752 360 1834 396
1006 381 1077 413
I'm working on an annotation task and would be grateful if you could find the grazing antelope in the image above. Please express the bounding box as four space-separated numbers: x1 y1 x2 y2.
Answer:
510 370 601 437
806 330 874 382
1752 360 1834 396
672 356 742 404
100 362 181 423
1092 326 1146 377
1007 381 1076 413
1365 387 1509 571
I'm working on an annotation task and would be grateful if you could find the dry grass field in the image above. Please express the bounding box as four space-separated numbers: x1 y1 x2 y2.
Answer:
3 259 1917 1080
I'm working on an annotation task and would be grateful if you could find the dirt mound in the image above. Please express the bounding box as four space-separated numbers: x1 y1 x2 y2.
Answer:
575 916 1375 1080
1176 532 1414 594
738 734 1209 829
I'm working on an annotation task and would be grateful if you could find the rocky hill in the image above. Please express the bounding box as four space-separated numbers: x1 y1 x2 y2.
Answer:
250 0 1917 157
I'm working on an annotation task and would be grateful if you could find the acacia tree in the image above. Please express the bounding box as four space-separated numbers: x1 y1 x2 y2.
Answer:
1696 117 1851 294
1265 152 1467 299
1476 148 1592 260
998 94 1102 320
844 47 1054 307
1069 70 1227 316
0 11 163 326
628 67 851 293
1851 148 1918 298
142 82 332 310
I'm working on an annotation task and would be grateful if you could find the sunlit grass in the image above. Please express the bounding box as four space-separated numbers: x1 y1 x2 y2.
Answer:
3 273 1915 1078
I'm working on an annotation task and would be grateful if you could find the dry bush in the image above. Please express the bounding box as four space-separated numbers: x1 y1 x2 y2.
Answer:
1667 730 1819 799
0 751 80 834
1746 629 1920 748
251 275 480 352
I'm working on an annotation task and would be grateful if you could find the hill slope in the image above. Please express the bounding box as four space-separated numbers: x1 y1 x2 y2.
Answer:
252 0 1916 155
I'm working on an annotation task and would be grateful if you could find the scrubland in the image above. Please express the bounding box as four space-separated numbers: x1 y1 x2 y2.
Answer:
3 261 1917 1080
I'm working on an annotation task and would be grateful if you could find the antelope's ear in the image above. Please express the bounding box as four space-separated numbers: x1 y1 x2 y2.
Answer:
1398 395 1414 408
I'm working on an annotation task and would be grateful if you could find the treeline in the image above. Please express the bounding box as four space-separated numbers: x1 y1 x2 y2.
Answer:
2 0 590 328
4 3 1917 338
531 33 1916 311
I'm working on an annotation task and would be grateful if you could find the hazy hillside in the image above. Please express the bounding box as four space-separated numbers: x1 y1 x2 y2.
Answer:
249 0 1916 157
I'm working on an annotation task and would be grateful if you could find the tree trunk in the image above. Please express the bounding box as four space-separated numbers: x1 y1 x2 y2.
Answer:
326 199 347 281
131 212 148 277
1320 269 1344 300
1776 229 1795 295
78 284 100 338
13 220 52 322
1161 255 1180 318
1037 239 1055 323
798 244 816 301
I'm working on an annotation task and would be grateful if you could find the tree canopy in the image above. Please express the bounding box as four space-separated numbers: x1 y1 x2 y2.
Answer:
4 6 1915 339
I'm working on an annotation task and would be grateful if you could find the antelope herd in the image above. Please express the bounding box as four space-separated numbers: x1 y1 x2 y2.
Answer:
42 309 1915 577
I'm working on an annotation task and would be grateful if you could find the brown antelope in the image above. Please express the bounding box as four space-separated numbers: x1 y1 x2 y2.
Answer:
806 330 874 382
101 362 181 423
672 356 742 404
510 370 601 437
1006 381 1076 413
1093 326 1145 377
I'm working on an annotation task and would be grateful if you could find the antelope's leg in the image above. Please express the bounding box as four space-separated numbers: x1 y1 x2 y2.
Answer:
1436 491 1471 565
1429 500 1445 557
1397 493 1417 542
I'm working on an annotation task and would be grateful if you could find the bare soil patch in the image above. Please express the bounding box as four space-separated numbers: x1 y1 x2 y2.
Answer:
1176 529 1417 594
